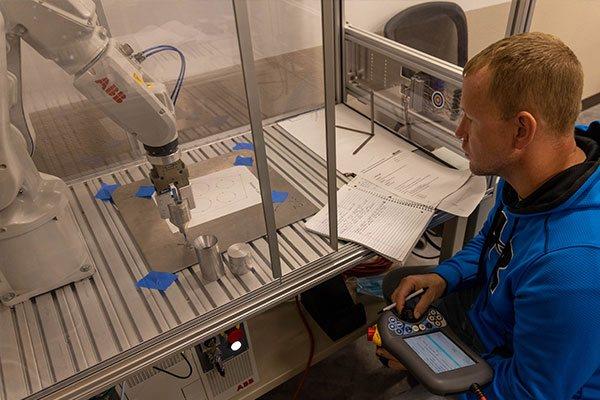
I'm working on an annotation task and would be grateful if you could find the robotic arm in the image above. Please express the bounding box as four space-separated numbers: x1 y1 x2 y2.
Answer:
0 0 195 238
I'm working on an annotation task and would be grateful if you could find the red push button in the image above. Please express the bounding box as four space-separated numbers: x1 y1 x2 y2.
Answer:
227 327 244 344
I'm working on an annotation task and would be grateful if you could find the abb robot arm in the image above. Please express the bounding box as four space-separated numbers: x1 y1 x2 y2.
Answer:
0 0 195 306
0 0 195 234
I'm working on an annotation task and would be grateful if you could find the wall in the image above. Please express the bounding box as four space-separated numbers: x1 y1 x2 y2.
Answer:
530 0 600 99
464 2 511 57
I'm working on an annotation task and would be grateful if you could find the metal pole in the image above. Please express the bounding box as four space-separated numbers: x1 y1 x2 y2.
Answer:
519 0 536 33
91 0 112 36
505 0 519 36
321 0 339 250
505 0 537 37
370 88 375 135
345 26 463 87
334 0 344 102
232 0 282 278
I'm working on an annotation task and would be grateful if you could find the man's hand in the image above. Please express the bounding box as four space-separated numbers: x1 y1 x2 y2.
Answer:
391 273 447 319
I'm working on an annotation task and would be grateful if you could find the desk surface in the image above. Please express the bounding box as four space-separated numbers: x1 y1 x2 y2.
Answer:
279 104 417 174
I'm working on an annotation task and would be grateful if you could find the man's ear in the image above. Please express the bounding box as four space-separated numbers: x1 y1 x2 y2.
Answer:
513 111 537 150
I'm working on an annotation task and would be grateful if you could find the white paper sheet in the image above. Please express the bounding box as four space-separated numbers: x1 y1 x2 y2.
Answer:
437 175 487 217
278 104 416 174
162 167 262 233
306 177 434 263
429 147 487 217
360 151 472 208
432 146 470 171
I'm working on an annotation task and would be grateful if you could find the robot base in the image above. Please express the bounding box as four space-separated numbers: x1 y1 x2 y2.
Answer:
0 262 95 307
0 176 95 307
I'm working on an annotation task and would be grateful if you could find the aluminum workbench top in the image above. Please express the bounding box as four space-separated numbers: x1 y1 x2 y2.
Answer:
0 121 378 400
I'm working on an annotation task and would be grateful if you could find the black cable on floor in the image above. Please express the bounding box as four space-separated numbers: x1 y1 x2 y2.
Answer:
424 232 442 251
411 251 440 260
426 229 441 237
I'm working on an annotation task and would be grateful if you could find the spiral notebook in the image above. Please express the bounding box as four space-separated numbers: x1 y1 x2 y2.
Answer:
306 177 435 263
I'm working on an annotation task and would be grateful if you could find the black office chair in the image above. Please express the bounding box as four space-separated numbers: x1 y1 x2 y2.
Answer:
384 1 468 67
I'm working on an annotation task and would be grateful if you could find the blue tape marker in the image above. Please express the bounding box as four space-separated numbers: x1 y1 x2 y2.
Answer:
234 156 253 166
135 185 156 198
95 183 120 201
272 190 289 203
136 271 178 291
233 142 254 151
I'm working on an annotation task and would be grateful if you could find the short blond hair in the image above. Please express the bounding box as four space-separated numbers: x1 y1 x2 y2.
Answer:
464 32 583 134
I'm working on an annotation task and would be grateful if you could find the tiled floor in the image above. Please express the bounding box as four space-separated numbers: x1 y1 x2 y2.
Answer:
258 332 412 400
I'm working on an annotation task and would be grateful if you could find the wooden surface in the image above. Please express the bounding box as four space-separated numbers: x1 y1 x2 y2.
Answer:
112 150 319 273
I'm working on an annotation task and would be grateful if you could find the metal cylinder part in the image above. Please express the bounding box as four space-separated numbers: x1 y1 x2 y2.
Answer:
227 243 254 276
193 235 224 282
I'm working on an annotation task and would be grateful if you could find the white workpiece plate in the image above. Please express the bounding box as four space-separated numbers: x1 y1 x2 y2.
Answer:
160 166 262 234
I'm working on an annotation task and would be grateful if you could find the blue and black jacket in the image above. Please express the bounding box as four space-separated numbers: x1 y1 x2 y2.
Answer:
435 122 600 399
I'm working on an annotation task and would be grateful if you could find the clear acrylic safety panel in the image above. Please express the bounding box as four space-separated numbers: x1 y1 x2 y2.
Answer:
246 0 325 119
0 2 303 400
244 0 337 276
22 0 252 180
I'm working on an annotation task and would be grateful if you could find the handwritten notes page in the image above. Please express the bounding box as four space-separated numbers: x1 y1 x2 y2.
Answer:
306 177 434 263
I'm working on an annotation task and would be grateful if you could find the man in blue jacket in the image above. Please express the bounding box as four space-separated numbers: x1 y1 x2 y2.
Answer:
379 32 600 399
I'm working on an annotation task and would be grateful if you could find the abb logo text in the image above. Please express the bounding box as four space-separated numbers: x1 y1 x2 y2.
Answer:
94 77 126 103
236 377 255 391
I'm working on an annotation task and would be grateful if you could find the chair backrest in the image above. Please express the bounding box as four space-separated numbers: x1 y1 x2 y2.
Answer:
384 1 468 67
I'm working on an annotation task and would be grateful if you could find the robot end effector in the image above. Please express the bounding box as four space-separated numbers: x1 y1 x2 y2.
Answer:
145 140 196 240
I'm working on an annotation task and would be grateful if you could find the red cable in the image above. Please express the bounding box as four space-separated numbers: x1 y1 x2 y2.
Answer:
344 256 393 278
293 296 315 400
470 383 487 400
